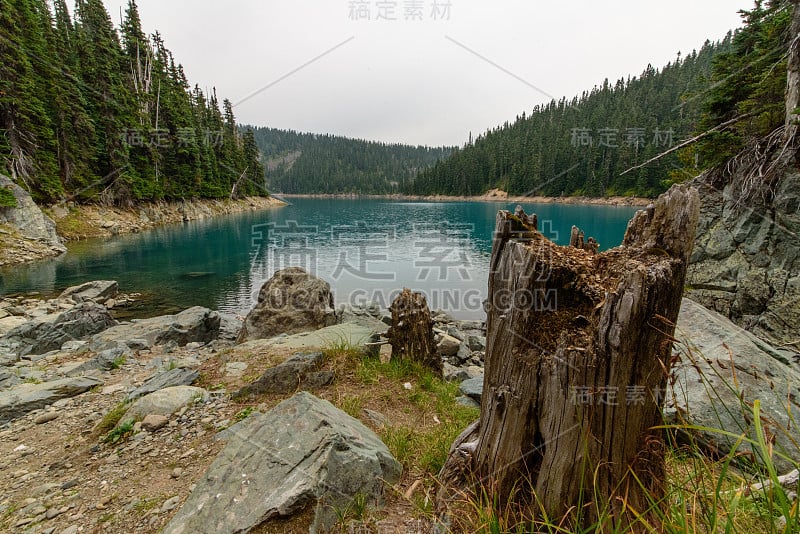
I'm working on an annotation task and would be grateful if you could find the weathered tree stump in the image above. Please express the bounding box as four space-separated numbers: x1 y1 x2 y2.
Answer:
437 184 700 531
386 288 441 376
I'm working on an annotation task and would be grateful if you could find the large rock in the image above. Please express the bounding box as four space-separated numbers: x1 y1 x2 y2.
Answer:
459 375 484 402
0 376 103 425
0 174 65 251
237 267 336 342
436 334 462 356
0 302 117 357
217 313 243 342
122 386 206 423
235 322 380 355
0 370 21 390
234 352 333 399
669 298 800 472
66 347 129 376
687 170 800 345
126 368 199 401
336 304 389 334
162 392 401 534
88 306 220 351
59 280 119 305
0 316 27 337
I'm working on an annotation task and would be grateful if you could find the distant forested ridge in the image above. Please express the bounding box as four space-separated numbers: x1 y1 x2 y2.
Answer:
405 37 733 198
246 126 453 194
0 0 265 205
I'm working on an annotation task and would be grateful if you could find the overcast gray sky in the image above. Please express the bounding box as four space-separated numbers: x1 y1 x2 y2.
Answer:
101 0 746 147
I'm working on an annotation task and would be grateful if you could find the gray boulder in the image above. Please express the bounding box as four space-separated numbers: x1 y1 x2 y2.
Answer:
122 385 206 423
234 352 333 399
217 313 243 342
444 364 483 383
126 368 200 401
237 267 336 342
459 375 484 402
0 302 117 357
162 392 401 534
0 174 65 251
88 306 220 351
0 376 103 425
670 298 800 472
58 280 118 305
0 316 27 337
436 333 462 356
336 304 389 334
66 347 128 376
236 322 380 355
0 370 21 390
467 335 486 352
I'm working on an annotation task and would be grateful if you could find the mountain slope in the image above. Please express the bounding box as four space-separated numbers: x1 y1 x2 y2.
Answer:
247 126 452 194
405 37 732 198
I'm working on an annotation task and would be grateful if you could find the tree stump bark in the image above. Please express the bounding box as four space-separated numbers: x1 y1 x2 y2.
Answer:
437 184 700 531
386 288 441 376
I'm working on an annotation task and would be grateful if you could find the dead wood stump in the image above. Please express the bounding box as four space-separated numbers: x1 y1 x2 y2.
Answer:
437 184 700 531
386 288 441 376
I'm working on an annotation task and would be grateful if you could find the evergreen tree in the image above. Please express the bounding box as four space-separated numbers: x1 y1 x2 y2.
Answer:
0 0 61 199
694 1 793 168
406 38 729 198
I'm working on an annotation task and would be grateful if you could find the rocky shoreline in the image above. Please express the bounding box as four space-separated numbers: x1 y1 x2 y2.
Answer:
0 172 286 268
1 269 798 532
0 275 489 533
280 191 652 206
48 196 286 243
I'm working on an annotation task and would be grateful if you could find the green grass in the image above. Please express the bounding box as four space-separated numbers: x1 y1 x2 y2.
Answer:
103 420 134 444
96 401 129 435
233 406 254 422
444 339 800 534
351 356 479 476
339 395 364 419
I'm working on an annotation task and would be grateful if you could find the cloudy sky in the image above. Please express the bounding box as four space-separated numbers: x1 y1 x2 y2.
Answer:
101 0 746 147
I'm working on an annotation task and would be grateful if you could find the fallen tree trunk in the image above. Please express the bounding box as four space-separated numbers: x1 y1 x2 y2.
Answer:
437 184 700 531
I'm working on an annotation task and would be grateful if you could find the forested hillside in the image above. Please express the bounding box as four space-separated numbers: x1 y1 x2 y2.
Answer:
247 126 452 194
0 0 265 205
692 0 793 167
405 38 732 198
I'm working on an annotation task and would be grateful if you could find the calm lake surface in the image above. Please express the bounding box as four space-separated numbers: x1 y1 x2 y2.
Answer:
0 199 639 320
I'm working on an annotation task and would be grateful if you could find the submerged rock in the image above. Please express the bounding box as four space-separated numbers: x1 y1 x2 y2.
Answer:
162 392 401 534
58 280 119 305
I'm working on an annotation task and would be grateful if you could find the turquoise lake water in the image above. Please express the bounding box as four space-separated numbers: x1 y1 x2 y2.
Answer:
0 199 640 319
